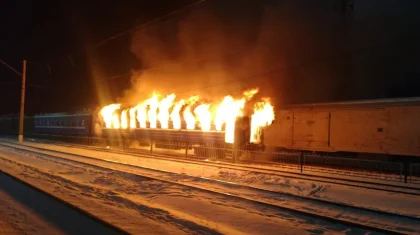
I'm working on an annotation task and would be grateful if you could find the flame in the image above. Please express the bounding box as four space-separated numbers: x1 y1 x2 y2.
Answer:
135 104 147 128
112 112 120 129
129 108 136 128
100 104 120 128
121 109 128 129
184 106 195 130
214 96 246 143
215 96 233 131
147 94 159 128
170 100 185 129
250 98 274 144
184 96 199 130
158 94 175 129
194 104 211 131
99 88 275 144
243 88 259 100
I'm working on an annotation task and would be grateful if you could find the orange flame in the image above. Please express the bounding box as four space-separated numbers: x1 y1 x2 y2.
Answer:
129 108 136 128
194 104 211 131
121 109 128 129
184 96 199 130
100 104 120 128
99 88 275 144
147 94 159 128
250 98 274 144
184 107 195 130
170 100 185 129
135 104 147 128
243 88 259 100
158 94 175 129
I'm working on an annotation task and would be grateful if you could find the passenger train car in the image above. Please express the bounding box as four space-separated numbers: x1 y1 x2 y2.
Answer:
34 112 92 136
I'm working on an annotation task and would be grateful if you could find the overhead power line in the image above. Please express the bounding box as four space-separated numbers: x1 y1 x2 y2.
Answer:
92 0 208 49
29 0 208 64
0 59 22 76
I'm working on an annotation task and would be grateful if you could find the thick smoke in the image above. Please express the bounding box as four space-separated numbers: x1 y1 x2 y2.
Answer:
122 0 420 106
123 5 285 106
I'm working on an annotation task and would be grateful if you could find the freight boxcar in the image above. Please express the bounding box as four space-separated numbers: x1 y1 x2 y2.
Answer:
263 97 420 159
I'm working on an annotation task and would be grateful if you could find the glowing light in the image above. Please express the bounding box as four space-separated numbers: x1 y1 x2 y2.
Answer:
121 109 128 129
99 88 275 144
157 94 175 129
100 104 120 128
170 100 185 129
194 104 211 131
250 98 274 143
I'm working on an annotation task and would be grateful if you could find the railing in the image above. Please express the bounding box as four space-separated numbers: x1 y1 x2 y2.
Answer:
236 145 403 182
409 164 420 183
0 132 416 183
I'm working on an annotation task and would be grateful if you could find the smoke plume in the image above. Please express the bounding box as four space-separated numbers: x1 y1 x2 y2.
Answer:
122 3 287 106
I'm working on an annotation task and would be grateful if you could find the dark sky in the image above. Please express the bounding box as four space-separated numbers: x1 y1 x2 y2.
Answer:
1 0 420 115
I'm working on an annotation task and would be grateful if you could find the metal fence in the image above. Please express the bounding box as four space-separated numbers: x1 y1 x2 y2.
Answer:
409 164 420 183
1 132 415 183
236 146 404 182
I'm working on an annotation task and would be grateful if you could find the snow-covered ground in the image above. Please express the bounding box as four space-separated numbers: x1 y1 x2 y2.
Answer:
0 146 371 235
0 171 120 235
19 140 420 217
0 140 420 234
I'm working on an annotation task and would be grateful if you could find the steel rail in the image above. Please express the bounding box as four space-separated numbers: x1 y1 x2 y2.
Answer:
0 142 416 235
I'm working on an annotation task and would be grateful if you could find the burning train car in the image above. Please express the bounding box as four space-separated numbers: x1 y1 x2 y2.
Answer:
98 88 275 156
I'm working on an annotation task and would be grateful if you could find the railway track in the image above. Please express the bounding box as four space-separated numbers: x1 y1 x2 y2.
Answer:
0 141 419 235
21 138 420 196
0 164 129 235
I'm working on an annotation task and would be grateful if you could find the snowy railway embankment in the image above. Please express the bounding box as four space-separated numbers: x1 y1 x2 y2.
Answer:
0 140 419 234
0 170 124 235
15 139 420 215
0 142 377 235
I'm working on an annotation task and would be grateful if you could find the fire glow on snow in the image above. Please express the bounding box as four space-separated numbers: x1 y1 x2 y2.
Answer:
99 88 274 144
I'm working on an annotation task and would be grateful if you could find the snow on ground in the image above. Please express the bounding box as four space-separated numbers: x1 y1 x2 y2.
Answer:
0 171 122 235
0 152 188 234
0 146 377 235
0 176 62 235
20 138 420 188
1 149 374 234
5 142 420 234
5 144 420 232
18 140 420 218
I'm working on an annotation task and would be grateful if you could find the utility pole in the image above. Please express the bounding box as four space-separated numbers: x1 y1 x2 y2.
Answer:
18 60 27 143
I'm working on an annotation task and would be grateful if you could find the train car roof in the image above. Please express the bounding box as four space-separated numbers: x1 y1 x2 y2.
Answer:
282 97 420 109
34 112 91 118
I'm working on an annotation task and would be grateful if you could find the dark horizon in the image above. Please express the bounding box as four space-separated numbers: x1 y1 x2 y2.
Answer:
1 0 420 115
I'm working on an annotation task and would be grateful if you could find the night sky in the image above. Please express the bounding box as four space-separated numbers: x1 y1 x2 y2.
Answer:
1 0 420 115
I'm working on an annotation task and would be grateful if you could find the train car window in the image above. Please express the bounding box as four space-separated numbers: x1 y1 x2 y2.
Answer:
82 120 85 126
71 121 75 127
60 121 64 126
47 120 50 126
